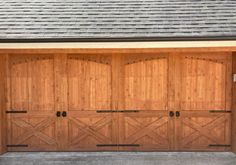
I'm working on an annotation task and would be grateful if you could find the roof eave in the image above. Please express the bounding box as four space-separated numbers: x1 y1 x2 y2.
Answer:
1 36 236 43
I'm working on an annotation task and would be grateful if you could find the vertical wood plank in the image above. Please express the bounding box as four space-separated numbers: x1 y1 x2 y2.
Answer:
232 53 236 153
54 54 68 150
226 54 232 110
112 54 123 151
0 54 8 154
225 54 232 148
168 54 181 150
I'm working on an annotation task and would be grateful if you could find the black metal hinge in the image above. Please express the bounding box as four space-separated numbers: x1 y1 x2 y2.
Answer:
7 144 28 147
97 144 140 147
97 110 139 113
118 110 139 113
96 110 116 113
6 110 27 114
209 144 231 147
209 110 231 113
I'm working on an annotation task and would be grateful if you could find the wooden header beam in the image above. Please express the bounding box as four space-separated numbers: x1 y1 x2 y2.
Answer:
0 47 236 54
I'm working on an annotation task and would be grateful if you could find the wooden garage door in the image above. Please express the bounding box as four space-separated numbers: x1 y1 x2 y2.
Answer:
7 55 58 151
176 53 232 151
61 54 174 151
117 54 174 151
64 54 117 151
7 53 232 152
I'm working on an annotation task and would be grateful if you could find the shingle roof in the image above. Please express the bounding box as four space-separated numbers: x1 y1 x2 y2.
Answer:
0 0 236 41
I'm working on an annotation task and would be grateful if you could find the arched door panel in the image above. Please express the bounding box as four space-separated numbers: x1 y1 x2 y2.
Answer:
124 57 168 111
177 53 231 151
118 54 173 151
66 55 116 151
181 57 227 110
8 55 58 151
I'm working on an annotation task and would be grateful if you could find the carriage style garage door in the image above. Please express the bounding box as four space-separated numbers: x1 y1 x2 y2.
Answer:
7 53 231 151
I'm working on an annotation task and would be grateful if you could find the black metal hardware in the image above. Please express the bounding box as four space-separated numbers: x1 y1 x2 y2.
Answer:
97 110 139 113
56 111 61 117
176 111 180 117
97 110 116 113
117 144 140 147
62 111 67 117
6 110 27 114
209 144 231 147
169 111 174 117
209 110 231 113
7 145 28 147
97 144 140 147
117 110 139 113
97 144 117 147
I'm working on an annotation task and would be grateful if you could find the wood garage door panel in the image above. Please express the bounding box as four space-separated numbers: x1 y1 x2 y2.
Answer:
119 54 172 151
178 113 231 151
119 113 171 151
67 112 117 151
28 56 54 111
181 55 228 110
8 55 58 151
68 55 112 111
177 53 232 151
123 55 168 111
8 115 58 151
66 55 116 151
10 55 55 112
10 56 28 111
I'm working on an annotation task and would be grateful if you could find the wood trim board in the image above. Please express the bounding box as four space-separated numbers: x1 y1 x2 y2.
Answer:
232 52 236 153
0 55 8 154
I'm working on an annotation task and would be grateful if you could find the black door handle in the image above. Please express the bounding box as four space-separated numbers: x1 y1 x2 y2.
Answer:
62 111 67 117
56 111 61 117
176 111 180 117
169 111 174 117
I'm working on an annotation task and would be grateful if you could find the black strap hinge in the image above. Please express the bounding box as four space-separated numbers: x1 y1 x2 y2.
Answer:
7 144 28 147
209 144 231 147
97 144 140 147
209 110 231 113
6 110 27 114
97 110 139 113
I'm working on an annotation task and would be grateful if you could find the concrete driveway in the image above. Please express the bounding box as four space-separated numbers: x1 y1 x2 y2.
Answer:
0 152 236 165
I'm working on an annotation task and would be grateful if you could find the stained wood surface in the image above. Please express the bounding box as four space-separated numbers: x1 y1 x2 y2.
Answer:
8 55 58 151
65 55 117 151
0 47 236 55
118 54 173 151
0 55 7 154
232 53 236 153
176 53 232 151
5 52 233 152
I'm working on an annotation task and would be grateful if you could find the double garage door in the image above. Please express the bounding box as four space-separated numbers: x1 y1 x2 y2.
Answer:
7 53 231 151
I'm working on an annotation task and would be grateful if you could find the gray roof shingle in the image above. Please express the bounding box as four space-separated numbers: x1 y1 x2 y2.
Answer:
0 0 236 41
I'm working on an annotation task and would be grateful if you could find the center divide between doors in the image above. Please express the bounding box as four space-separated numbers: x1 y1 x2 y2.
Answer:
7 53 232 151
54 53 177 151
